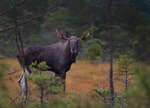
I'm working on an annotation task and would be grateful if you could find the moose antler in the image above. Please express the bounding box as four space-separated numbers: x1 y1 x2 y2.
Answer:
77 32 91 40
55 28 69 40
55 28 91 40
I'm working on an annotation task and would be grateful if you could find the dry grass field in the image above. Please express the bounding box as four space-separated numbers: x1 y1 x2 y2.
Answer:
0 58 133 106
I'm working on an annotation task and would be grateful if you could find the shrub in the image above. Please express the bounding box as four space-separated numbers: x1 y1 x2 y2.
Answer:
29 61 61 106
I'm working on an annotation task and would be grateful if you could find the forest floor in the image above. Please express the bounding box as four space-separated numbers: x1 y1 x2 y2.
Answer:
0 58 139 107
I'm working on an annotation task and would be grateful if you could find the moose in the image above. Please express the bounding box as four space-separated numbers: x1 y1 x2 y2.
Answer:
17 29 90 96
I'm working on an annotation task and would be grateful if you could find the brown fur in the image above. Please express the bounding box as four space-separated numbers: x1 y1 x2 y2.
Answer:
17 36 79 91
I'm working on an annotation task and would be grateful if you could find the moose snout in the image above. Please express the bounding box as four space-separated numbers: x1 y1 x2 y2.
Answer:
71 48 77 54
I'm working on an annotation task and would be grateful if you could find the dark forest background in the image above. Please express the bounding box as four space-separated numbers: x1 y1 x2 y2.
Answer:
0 0 150 107
0 0 150 62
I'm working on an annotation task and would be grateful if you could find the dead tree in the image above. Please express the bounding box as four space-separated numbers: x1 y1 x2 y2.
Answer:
107 0 114 107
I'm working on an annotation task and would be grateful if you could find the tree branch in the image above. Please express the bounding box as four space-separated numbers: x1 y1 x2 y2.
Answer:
0 0 25 16
0 0 64 33
0 9 47 33
9 91 23 105
5 69 21 75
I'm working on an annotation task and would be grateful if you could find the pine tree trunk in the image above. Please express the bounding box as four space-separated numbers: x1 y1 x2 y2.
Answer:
125 62 128 92
101 47 105 63
125 71 128 92
107 0 114 107
41 86 44 106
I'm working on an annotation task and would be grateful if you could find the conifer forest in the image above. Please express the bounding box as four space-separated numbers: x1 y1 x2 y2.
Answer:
0 0 150 108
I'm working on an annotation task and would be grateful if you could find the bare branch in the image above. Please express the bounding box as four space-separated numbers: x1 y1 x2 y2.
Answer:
4 69 21 75
0 9 46 33
0 0 25 16
9 91 23 105
0 0 64 33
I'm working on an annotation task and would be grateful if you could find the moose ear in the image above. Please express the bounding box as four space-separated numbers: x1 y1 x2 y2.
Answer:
77 33 82 38
66 31 70 38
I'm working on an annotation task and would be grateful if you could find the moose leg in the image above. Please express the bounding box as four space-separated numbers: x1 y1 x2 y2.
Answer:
54 73 59 85
62 71 66 91
18 67 30 104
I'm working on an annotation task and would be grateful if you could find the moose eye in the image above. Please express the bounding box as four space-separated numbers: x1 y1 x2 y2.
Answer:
66 31 70 37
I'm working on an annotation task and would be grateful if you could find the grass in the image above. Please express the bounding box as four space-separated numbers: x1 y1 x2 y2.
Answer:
1 59 112 95
1 58 146 107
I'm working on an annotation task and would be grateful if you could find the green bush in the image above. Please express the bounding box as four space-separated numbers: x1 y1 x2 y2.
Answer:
127 65 150 107
29 61 61 106
85 43 101 64
116 54 135 92
0 64 8 107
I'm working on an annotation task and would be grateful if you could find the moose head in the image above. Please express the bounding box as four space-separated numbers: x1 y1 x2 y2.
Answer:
55 28 90 62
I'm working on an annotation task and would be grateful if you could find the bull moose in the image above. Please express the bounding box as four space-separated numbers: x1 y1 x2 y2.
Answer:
17 29 90 97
